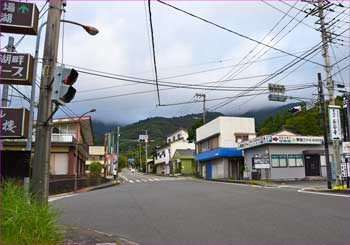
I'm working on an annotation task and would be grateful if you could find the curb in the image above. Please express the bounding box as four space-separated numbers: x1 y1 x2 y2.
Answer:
210 178 277 188
76 181 120 193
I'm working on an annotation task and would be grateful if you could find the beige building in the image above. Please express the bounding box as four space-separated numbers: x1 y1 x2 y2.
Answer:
86 146 105 174
195 116 256 179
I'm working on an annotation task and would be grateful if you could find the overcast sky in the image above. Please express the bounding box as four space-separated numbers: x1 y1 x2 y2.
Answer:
2 0 349 125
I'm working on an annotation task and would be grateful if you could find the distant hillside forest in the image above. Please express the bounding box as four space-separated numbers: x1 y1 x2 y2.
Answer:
257 97 344 136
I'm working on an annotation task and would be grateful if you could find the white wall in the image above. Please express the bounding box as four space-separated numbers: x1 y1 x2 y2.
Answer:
197 117 256 148
169 140 195 158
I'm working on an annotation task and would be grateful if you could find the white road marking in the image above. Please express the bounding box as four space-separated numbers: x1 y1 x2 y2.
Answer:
128 180 134 183
154 178 160 181
135 180 141 182
49 194 76 202
141 179 148 182
148 179 154 181
298 189 350 198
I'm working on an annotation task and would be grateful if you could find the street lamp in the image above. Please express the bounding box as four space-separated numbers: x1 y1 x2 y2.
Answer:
74 108 96 192
26 20 99 151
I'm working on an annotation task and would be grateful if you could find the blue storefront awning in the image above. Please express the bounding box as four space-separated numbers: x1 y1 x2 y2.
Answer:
195 147 243 161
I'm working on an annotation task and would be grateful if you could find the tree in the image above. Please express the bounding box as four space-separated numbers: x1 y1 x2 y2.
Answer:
187 119 204 142
89 161 102 178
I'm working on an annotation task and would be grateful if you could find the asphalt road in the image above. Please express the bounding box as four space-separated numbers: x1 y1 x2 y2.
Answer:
52 170 350 244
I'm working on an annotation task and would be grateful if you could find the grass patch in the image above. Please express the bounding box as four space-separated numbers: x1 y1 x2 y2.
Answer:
1 180 63 244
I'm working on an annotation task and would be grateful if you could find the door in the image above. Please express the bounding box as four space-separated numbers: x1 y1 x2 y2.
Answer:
207 161 212 180
54 153 69 175
304 155 320 176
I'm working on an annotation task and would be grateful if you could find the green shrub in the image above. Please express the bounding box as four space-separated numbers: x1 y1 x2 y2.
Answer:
89 161 103 177
1 180 62 244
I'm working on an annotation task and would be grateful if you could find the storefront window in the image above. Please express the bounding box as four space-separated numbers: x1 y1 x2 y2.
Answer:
287 155 303 167
271 155 288 168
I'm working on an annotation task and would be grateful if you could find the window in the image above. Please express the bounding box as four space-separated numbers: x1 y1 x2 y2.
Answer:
288 155 304 167
271 155 288 168
235 134 249 143
177 133 181 139
173 136 176 141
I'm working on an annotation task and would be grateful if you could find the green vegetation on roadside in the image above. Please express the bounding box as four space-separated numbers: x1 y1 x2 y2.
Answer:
1 180 62 244
89 161 103 177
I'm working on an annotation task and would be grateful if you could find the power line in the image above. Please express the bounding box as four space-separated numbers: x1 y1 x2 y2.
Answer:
156 0 324 67
147 0 161 105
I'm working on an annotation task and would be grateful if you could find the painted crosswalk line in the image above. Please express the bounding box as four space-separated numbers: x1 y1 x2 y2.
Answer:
135 180 141 182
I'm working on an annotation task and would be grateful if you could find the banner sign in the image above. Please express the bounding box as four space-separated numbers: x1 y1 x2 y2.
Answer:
253 153 270 169
328 105 342 140
0 52 34 85
342 142 350 154
341 162 350 178
0 1 39 35
0 107 29 138
239 135 323 149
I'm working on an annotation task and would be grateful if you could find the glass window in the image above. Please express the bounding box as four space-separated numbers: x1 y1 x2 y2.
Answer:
272 158 279 167
178 133 181 139
279 157 287 167
296 158 304 167
288 158 296 167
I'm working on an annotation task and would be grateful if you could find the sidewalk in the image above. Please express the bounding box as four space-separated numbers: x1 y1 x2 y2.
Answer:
210 178 350 194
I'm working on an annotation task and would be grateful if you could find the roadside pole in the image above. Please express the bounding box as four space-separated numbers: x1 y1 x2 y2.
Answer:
318 73 332 189
116 126 120 175
31 0 63 204
317 0 342 186
145 130 148 173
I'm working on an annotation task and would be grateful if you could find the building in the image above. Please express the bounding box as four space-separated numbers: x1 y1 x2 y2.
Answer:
86 146 105 174
195 116 256 180
154 128 195 175
172 149 195 175
239 130 335 180
2 116 94 177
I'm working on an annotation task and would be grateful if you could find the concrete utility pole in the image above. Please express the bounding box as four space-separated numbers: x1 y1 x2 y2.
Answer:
317 0 342 186
318 73 333 189
195 93 206 123
31 0 63 203
145 130 148 173
1 36 16 107
116 126 120 172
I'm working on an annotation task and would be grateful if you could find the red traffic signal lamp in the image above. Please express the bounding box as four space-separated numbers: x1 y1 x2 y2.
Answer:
52 66 78 105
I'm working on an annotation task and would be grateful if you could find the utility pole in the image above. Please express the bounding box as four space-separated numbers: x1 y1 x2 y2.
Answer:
145 130 148 173
116 126 120 173
317 0 342 186
195 93 206 123
1 36 16 107
318 73 332 189
31 0 63 203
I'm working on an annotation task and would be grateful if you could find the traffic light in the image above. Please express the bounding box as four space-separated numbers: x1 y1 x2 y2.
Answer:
288 105 302 114
52 66 78 105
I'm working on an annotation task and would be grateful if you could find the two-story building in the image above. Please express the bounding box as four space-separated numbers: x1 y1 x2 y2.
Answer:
86 146 105 175
2 116 94 178
154 128 195 175
195 116 256 180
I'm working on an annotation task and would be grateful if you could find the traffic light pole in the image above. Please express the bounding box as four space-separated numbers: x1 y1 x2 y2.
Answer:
31 0 63 204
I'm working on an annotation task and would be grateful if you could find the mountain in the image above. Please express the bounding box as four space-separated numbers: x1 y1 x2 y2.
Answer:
91 103 305 148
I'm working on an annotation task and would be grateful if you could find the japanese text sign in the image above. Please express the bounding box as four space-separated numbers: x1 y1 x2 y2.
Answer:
328 105 342 140
0 52 34 85
0 1 39 35
0 107 29 138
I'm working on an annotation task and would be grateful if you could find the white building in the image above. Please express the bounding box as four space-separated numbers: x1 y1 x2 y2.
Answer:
154 128 195 175
195 116 256 179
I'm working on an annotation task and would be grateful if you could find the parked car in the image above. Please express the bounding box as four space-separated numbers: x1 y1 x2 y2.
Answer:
130 168 136 173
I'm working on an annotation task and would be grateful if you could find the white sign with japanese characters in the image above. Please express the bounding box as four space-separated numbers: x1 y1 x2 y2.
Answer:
328 105 342 140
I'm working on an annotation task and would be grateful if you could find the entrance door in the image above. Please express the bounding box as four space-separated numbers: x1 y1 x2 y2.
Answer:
304 155 321 176
207 161 212 180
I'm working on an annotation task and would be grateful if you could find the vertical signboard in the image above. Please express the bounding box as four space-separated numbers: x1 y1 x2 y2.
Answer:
0 1 39 35
0 107 30 138
0 52 34 85
328 105 342 140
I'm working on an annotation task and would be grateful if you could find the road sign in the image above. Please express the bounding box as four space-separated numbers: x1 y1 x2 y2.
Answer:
328 105 342 140
0 107 29 138
0 1 39 35
268 94 287 102
0 52 34 85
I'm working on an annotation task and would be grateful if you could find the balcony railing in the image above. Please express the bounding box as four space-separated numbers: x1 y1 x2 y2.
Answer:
32 134 76 143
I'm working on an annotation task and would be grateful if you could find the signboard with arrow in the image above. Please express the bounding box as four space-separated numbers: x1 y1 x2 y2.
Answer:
0 1 39 35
